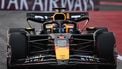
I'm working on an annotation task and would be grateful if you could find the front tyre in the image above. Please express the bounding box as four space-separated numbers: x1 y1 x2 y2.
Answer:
7 33 27 69
96 32 117 69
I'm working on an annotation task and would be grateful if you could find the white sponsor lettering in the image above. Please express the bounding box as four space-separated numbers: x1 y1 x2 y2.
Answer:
83 0 94 11
74 0 82 11
80 56 100 62
83 0 87 11
68 0 75 11
7 0 19 9
61 0 67 8
89 0 94 10
61 0 74 11
25 55 45 63
20 0 28 10
0 0 96 11
1 0 5 9
44 0 48 11
49 0 58 11
32 0 43 11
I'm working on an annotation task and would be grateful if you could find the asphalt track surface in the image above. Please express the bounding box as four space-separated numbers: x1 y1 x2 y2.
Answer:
0 11 122 69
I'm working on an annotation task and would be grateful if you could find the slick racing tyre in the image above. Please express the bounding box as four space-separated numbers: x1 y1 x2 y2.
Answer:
96 27 108 32
8 28 26 34
7 33 27 69
96 32 116 69
98 65 116 69
86 27 108 33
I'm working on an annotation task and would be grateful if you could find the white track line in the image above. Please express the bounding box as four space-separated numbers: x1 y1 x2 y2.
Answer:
117 55 122 60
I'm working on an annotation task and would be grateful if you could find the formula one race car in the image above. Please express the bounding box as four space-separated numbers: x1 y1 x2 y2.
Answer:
7 8 117 69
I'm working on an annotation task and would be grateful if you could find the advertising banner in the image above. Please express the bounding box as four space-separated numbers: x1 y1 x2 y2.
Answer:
0 0 100 11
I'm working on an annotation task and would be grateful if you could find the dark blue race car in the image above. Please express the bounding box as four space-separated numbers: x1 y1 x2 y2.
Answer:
7 8 117 69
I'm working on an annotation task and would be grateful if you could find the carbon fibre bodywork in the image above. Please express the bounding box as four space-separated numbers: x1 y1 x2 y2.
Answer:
7 8 117 69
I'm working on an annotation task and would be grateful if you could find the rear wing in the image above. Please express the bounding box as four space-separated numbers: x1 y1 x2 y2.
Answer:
27 12 89 23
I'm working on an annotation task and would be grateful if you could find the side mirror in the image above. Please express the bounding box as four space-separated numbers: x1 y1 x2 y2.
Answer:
70 13 89 22
27 15 47 23
27 16 46 23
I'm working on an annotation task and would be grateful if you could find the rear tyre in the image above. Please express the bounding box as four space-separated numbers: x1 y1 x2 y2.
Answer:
7 33 27 69
96 32 116 69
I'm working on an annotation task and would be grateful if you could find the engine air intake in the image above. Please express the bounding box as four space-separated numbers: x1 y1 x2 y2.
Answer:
54 13 66 20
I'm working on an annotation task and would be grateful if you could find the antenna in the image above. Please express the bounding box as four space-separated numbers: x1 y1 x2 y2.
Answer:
53 8 66 12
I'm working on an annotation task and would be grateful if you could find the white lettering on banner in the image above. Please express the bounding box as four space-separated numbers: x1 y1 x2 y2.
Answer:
49 0 58 11
61 0 67 8
20 0 28 10
60 0 68 12
68 0 75 11
7 0 19 10
61 0 75 11
1 0 5 9
83 0 87 11
32 0 43 11
83 0 94 11
44 0 48 11
74 0 82 11
0 0 96 11
89 0 94 10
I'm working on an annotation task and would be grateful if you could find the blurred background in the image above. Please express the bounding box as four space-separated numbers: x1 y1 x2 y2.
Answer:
100 0 122 10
